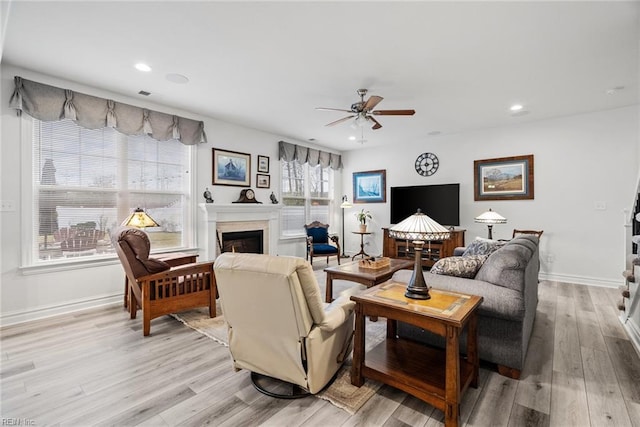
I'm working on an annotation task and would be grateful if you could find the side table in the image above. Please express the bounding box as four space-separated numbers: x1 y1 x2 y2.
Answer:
351 231 372 260
323 258 413 303
350 282 483 427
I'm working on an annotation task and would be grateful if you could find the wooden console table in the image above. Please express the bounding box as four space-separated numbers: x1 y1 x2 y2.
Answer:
382 227 465 268
350 282 482 427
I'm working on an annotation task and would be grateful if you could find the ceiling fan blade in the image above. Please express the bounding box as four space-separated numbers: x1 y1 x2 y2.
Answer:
325 115 356 126
369 116 383 130
372 109 416 116
316 107 353 113
362 95 383 111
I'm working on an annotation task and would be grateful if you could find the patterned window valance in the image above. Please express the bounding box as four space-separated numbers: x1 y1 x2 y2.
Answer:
278 140 342 170
9 76 207 145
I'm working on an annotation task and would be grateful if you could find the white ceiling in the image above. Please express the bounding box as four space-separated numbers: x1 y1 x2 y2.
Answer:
2 1 638 151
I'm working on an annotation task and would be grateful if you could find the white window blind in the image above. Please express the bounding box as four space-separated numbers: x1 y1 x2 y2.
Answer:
281 159 333 236
32 118 192 264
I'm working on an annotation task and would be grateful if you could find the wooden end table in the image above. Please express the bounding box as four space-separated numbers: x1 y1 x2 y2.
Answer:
350 282 483 427
323 258 413 303
351 231 372 260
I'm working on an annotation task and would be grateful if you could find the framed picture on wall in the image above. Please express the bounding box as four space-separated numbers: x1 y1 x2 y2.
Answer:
256 174 270 188
474 154 534 201
353 169 386 203
212 148 251 187
257 155 270 173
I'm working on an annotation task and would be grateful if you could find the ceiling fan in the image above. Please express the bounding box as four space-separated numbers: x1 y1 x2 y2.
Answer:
316 89 415 130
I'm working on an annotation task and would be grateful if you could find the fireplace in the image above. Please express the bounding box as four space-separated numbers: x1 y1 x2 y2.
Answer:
219 230 264 254
199 203 282 260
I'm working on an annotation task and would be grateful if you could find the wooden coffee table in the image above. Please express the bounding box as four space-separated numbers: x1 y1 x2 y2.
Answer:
323 258 413 303
350 282 483 427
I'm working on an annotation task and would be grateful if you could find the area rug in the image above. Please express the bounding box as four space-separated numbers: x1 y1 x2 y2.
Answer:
171 303 385 415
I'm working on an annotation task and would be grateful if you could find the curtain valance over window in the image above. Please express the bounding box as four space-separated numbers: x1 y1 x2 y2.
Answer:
9 76 207 145
279 140 342 170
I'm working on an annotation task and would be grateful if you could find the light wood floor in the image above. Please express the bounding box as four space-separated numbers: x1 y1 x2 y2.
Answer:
2 276 640 426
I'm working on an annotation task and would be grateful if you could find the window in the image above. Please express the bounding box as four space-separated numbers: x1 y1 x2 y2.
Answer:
30 118 192 264
281 159 333 236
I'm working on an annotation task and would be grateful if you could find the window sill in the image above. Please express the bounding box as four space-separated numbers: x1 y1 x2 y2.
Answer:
20 247 200 275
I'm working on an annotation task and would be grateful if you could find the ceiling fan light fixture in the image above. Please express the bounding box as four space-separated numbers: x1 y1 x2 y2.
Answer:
354 114 369 127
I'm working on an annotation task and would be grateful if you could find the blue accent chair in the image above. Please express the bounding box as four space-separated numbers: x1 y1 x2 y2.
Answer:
304 221 341 266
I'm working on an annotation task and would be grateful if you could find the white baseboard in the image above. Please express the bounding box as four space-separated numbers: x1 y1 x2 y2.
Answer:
619 315 640 358
539 272 620 288
0 293 121 327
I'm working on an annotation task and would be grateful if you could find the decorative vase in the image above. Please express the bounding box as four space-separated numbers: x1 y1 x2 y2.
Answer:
359 224 367 233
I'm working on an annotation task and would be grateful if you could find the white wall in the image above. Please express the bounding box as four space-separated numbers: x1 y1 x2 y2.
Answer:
341 106 639 287
0 64 339 324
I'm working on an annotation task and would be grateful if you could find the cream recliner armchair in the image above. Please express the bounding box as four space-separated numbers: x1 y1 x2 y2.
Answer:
213 253 355 396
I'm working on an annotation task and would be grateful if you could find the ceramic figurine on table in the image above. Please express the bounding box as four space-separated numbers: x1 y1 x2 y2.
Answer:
270 192 279 204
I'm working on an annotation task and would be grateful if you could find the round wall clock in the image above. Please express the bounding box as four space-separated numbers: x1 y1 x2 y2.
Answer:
415 152 439 176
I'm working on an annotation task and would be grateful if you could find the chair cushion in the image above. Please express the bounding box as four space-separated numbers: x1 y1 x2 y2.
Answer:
430 255 488 279
307 227 328 244
139 257 171 275
115 226 170 278
312 243 338 255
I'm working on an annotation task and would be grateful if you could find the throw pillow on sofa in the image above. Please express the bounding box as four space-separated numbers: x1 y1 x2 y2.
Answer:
462 237 506 257
430 255 489 278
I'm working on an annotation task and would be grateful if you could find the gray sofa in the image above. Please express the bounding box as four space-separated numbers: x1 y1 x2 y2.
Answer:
391 235 540 379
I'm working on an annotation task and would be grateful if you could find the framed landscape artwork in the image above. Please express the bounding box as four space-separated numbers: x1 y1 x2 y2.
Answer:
474 154 534 201
256 173 270 188
212 148 251 187
257 155 270 173
353 169 386 203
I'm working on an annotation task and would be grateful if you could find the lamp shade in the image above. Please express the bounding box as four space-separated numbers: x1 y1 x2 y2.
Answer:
340 201 353 209
121 207 160 228
474 209 507 225
389 209 451 241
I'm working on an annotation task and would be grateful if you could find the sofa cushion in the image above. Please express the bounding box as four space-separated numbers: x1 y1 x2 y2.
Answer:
475 235 538 292
462 237 506 257
430 255 488 278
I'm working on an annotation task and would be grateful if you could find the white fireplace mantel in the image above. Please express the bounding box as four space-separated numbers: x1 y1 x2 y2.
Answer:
198 203 282 260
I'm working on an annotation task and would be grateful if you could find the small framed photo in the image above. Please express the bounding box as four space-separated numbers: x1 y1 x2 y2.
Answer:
256 173 270 189
257 155 270 173
212 148 251 187
474 154 534 201
353 169 386 203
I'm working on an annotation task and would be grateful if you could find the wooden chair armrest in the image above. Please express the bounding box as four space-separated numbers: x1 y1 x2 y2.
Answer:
139 261 214 282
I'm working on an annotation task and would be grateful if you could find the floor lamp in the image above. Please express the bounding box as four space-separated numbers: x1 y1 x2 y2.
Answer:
388 209 450 300
340 195 352 258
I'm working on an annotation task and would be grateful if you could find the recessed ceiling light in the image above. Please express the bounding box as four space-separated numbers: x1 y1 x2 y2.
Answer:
428 131 441 136
135 63 152 72
510 104 524 112
348 136 356 141
166 73 189 84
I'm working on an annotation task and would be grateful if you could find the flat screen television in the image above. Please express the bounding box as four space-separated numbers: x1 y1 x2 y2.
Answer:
390 183 460 226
